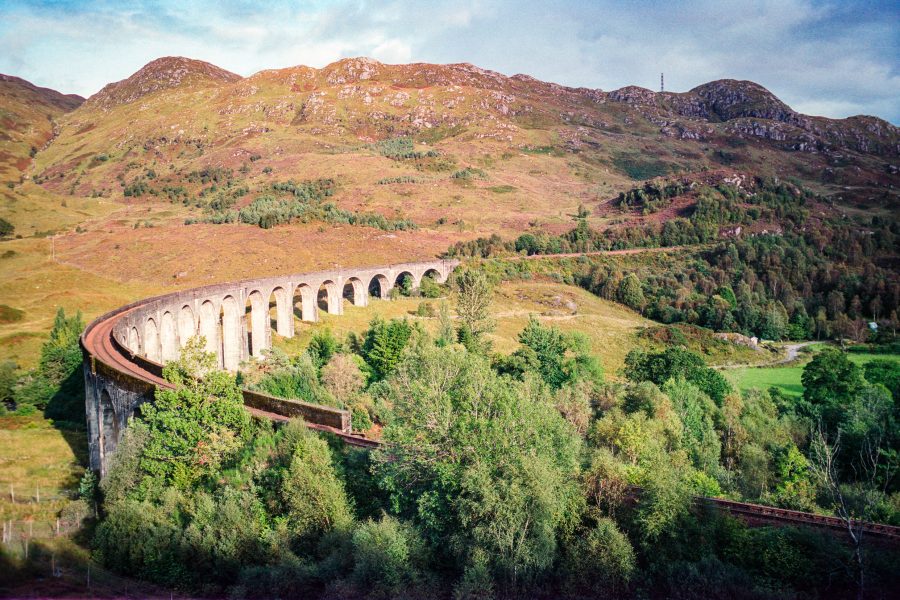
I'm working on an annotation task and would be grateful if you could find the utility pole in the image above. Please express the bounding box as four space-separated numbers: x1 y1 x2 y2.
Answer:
660 72 664 93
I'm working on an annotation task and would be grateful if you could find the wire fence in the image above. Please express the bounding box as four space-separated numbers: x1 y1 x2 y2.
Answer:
1 481 86 561
2 485 184 596
1 518 81 558
1 482 77 505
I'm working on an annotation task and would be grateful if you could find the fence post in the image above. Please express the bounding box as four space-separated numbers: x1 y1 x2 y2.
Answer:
9 483 13 503
35 484 40 504
56 518 60 536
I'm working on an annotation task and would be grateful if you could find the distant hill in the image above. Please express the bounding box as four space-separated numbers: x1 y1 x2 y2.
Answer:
0 74 83 185
11 56 900 237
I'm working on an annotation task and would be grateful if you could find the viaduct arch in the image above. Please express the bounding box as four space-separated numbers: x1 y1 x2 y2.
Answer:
81 259 458 475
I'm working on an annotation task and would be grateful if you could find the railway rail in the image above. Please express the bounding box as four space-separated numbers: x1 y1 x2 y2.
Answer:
701 497 900 543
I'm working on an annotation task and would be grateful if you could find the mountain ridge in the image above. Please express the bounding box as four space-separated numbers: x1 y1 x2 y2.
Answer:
7 55 897 227
81 56 899 131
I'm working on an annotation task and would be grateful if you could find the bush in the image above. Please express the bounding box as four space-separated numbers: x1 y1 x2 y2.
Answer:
419 274 443 298
350 516 427 596
0 218 14 238
562 518 636 594
415 302 435 317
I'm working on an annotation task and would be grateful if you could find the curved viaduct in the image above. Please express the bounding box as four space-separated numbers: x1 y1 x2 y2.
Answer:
81 259 458 475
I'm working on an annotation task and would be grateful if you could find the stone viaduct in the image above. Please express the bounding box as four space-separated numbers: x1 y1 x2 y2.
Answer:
81 259 458 475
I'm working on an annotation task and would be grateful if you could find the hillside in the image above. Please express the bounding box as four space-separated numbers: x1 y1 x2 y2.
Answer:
0 74 83 186
26 56 897 242
1 56 898 365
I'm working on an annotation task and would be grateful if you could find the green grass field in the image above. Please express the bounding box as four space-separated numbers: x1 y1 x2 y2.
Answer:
726 351 900 399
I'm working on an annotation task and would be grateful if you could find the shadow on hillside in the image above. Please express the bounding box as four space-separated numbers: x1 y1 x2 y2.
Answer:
44 368 89 469
0 537 189 599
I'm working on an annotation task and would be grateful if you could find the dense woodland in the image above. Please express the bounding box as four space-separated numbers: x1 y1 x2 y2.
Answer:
5 272 898 599
447 178 900 342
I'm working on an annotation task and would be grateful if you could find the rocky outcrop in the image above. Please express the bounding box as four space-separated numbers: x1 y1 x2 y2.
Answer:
85 56 242 110
605 78 899 157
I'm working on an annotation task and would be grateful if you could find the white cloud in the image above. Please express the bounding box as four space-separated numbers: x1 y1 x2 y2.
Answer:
0 0 896 122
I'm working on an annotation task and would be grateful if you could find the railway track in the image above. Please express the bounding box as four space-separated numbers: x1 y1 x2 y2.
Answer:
702 497 900 543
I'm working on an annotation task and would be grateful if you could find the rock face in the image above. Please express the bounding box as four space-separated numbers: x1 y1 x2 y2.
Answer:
85 56 242 110
689 79 799 123
606 78 899 157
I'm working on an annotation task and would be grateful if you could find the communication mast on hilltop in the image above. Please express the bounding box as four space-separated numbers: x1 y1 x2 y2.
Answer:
660 73 664 93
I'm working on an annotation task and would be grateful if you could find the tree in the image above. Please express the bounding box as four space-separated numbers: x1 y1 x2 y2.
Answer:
373 344 582 588
362 317 415 380
320 353 364 400
139 337 252 487
453 270 494 351
350 515 427 596
618 273 646 313
717 285 738 310
280 421 353 541
14 307 85 421
760 302 788 340
863 359 900 401
801 349 864 431
0 361 16 411
517 317 569 388
663 378 721 474
826 290 846 320
436 301 454 347
623 347 731 405
511 318 603 390
562 517 635 595
771 443 816 511
810 427 896 600
307 328 340 368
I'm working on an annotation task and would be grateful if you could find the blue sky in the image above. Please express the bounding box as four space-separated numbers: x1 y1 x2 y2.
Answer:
1 0 898 122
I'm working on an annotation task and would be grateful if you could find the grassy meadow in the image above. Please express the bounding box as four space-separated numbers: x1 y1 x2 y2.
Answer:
726 347 900 399
274 279 651 378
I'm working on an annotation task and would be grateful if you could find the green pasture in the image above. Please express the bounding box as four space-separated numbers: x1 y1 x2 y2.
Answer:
726 350 900 399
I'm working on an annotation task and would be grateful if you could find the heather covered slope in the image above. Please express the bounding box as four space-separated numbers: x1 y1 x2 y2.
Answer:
29 56 899 240
0 74 83 185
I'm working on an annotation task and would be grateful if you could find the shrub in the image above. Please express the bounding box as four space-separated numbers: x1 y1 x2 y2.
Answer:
0 218 14 238
0 305 24 324
419 274 443 298
321 353 365 400
451 167 487 180
415 302 435 317
562 518 636 594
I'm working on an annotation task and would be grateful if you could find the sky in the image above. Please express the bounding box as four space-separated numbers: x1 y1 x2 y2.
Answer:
1 0 898 123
